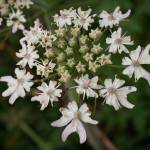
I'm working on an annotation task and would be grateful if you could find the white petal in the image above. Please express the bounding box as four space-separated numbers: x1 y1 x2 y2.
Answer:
61 120 77 142
122 57 132 66
68 101 78 112
119 86 137 95
106 94 120 110
113 78 125 88
37 82 48 91
86 88 98 98
81 114 98 125
134 66 144 80
119 98 134 109
0 76 15 83
139 44 150 64
51 116 72 127
140 67 150 85
79 103 88 113
89 76 99 89
76 120 87 144
104 79 112 88
9 93 18 104
130 46 141 61
122 66 134 78
99 89 107 97
2 87 16 97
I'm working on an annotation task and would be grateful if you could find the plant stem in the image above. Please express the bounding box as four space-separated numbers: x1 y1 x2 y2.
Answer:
18 121 51 150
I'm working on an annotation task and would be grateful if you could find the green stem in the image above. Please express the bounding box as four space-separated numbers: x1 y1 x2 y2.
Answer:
18 121 51 150
93 98 97 116
107 64 125 68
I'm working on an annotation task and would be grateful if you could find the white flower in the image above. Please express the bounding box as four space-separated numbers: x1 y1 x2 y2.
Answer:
59 70 71 83
16 45 39 68
51 101 98 144
99 6 131 28
91 44 103 54
0 68 33 104
76 62 86 73
99 78 136 110
89 28 102 39
0 18 2 26
88 61 99 72
106 28 133 53
122 45 150 84
20 19 43 46
7 9 26 33
67 58 75 67
18 0 33 9
74 75 100 99
54 8 76 28
8 0 33 9
31 81 62 110
36 60 56 78
83 53 93 62
39 30 56 48
0 1 9 16
74 7 95 30
96 54 112 66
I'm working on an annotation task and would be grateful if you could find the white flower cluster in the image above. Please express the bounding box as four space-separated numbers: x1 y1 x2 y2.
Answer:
1 6 150 144
0 0 33 33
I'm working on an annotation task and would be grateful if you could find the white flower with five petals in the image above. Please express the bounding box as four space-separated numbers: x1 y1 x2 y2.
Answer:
51 101 98 144
16 45 39 68
106 28 133 53
122 45 150 84
54 7 76 28
7 9 26 33
99 6 131 28
99 78 136 110
74 7 95 30
20 19 43 46
0 68 33 104
31 81 62 110
74 75 100 99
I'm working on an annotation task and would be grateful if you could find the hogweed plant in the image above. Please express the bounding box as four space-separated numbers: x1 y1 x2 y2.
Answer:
0 1 150 144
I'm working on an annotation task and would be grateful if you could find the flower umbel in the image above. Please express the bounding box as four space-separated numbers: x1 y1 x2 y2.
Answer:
0 5 149 144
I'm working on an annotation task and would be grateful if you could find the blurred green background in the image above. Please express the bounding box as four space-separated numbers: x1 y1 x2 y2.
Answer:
0 0 150 150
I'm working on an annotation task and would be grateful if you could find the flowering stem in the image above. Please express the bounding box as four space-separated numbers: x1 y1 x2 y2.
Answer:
93 98 97 116
18 121 51 150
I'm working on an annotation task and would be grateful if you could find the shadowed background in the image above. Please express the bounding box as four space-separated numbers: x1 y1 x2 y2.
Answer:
0 0 150 150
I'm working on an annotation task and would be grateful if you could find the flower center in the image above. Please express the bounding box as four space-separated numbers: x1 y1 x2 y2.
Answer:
12 17 19 22
80 18 86 25
83 80 91 89
107 14 114 21
25 53 31 59
115 38 122 44
17 78 24 84
47 90 53 96
108 87 116 95
61 14 67 19
132 60 140 67
74 111 81 119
